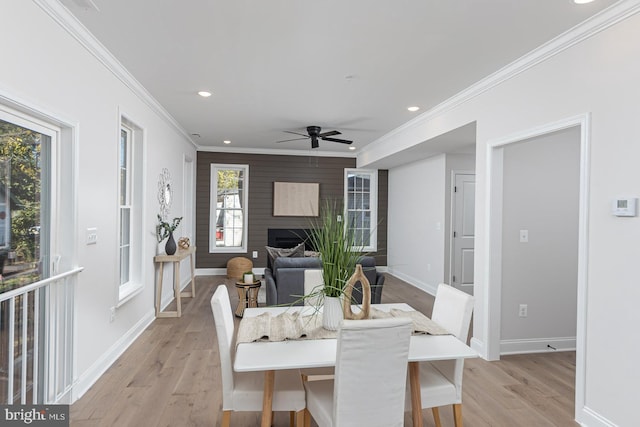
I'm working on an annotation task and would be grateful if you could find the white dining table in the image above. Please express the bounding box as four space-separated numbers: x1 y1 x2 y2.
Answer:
234 303 477 427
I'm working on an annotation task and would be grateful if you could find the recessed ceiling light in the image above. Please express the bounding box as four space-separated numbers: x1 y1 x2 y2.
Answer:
349 146 356 151
223 140 231 144
407 106 420 112
574 0 595 4
198 91 212 97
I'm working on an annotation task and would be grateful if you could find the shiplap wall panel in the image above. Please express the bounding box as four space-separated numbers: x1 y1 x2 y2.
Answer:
196 152 388 268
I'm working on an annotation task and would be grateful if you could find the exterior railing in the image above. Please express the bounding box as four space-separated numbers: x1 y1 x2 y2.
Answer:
0 267 83 404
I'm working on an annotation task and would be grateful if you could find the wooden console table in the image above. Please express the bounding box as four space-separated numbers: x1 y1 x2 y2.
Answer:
154 246 196 318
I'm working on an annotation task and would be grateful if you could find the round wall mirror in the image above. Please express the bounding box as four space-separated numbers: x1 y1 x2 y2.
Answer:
158 168 173 219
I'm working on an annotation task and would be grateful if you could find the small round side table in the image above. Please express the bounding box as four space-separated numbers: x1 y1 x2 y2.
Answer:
234 280 262 317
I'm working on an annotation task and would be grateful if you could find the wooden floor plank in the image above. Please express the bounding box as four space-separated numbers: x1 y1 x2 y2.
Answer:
70 274 578 427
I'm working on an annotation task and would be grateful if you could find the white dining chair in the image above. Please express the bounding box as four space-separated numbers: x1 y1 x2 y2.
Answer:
211 285 306 427
407 283 474 427
304 317 413 427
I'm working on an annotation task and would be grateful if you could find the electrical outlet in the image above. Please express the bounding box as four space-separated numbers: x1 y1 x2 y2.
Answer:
519 304 528 318
109 307 116 323
252 250 258 258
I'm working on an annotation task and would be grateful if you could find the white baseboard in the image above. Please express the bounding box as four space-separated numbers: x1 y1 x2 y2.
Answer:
577 405 618 427
500 337 576 355
385 268 437 296
195 268 227 276
72 308 155 402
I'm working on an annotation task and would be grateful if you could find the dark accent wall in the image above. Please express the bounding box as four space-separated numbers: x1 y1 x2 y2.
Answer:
196 152 388 268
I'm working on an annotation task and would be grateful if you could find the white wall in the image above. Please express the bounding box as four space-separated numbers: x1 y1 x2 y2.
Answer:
1 0 196 400
388 155 446 294
360 3 640 425
500 127 579 351
388 152 475 294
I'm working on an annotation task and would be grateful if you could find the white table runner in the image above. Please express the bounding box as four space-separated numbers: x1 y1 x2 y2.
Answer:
236 307 450 345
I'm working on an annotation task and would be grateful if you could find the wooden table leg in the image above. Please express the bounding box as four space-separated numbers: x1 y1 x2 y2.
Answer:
261 370 275 427
409 361 423 427
155 262 164 317
189 252 196 297
248 286 259 308
174 260 182 317
235 286 247 317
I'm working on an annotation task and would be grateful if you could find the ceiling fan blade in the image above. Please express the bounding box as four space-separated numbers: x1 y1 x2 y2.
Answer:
283 130 309 138
318 130 341 137
276 137 308 143
321 137 353 144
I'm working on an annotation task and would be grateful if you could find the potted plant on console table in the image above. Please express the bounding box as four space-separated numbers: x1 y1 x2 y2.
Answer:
307 201 364 330
156 214 182 256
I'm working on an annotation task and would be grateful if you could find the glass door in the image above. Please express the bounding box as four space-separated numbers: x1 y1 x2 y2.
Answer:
0 115 51 404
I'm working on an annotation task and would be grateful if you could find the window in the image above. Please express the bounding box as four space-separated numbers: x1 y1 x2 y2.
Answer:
210 164 248 253
345 169 377 252
0 114 52 290
117 117 143 303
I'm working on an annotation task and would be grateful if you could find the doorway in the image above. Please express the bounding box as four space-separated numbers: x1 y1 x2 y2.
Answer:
484 114 590 419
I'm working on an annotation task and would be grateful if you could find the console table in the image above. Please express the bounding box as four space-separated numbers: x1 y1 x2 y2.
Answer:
154 246 196 318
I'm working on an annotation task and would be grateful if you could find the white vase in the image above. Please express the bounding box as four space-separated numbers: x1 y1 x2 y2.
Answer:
244 273 254 283
322 295 343 331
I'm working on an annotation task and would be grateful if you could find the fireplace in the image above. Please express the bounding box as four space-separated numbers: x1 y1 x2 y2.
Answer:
267 228 314 250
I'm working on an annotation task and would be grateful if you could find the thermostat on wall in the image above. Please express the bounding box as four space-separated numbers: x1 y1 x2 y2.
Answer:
612 198 638 217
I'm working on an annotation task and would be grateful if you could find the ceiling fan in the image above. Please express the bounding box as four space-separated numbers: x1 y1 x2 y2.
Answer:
277 126 353 149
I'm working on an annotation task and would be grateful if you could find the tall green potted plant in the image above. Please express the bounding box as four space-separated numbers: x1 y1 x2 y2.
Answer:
307 201 363 330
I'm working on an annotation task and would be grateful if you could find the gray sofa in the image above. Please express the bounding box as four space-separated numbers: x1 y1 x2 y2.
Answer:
264 255 385 306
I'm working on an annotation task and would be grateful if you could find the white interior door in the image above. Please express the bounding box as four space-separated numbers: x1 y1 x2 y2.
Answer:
451 173 475 295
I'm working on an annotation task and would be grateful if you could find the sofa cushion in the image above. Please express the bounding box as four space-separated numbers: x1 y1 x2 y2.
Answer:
271 256 322 305
265 242 305 270
273 256 322 270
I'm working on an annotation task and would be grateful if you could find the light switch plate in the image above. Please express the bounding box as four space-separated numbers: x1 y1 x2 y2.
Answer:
86 227 98 245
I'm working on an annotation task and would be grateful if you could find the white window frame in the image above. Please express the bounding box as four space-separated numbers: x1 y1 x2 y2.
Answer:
344 168 378 252
118 125 132 287
117 116 144 304
209 164 248 253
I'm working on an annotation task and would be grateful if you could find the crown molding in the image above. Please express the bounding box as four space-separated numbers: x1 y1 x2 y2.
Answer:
362 0 640 154
33 0 198 149
196 144 357 158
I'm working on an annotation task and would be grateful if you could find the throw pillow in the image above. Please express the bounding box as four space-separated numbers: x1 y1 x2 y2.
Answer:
265 242 305 270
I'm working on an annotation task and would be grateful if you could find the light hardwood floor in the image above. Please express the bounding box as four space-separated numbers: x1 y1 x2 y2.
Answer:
70 275 577 426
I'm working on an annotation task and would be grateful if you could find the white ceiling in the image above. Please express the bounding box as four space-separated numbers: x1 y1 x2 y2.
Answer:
60 0 617 156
